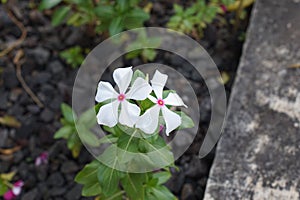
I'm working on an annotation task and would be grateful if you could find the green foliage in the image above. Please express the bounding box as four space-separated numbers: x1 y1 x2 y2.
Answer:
0 179 8 196
125 30 161 62
0 171 16 196
39 0 149 36
59 46 87 68
167 1 219 37
54 103 97 158
76 157 176 199
39 0 62 10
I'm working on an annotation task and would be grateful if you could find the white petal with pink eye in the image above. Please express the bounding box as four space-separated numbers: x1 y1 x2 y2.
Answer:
96 100 119 127
136 105 160 134
126 77 152 100
151 70 168 99
164 93 187 108
95 81 118 102
113 67 133 94
162 106 181 136
119 100 141 127
148 95 157 104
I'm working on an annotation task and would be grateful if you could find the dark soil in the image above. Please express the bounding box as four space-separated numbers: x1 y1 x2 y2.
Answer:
0 1 251 200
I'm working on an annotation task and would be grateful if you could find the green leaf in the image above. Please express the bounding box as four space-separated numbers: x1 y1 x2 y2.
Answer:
152 171 171 185
131 69 146 85
51 6 71 26
39 0 62 10
142 49 156 61
75 161 102 196
121 173 146 200
117 131 139 153
139 98 155 113
124 9 149 29
54 125 74 139
77 125 99 147
174 4 183 13
67 132 82 158
99 135 118 144
78 108 97 128
109 17 123 36
94 5 114 19
61 103 76 124
148 186 176 200
116 0 127 12
82 182 102 197
175 111 194 129
75 161 101 184
97 164 120 196
0 179 8 196
103 125 124 137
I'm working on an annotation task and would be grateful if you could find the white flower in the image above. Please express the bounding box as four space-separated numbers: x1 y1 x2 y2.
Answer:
95 67 152 127
136 70 187 136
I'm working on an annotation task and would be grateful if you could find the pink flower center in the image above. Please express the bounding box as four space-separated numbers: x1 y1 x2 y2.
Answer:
118 94 125 102
157 99 164 107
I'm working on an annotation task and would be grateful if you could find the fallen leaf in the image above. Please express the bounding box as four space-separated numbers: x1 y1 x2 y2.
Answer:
0 171 16 181
0 115 21 128
218 72 230 85
227 0 255 12
0 146 21 155
288 63 300 68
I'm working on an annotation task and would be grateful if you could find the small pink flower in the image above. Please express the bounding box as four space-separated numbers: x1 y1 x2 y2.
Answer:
35 152 49 166
4 180 24 200
220 4 227 12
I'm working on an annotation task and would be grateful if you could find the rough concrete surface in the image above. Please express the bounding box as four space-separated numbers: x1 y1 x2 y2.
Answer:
204 0 300 199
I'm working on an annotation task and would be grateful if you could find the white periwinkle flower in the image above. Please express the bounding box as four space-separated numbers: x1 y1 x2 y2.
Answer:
95 67 152 127
136 70 187 136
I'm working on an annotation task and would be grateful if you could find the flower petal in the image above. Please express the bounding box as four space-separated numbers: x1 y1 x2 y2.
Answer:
136 105 160 134
96 100 119 127
162 106 181 136
4 190 16 200
126 77 152 100
151 70 168 99
148 95 157 103
119 100 140 127
164 93 187 108
12 187 21 196
95 81 118 102
113 67 133 94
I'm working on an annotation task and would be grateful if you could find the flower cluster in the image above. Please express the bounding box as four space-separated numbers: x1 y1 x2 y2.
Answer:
95 67 187 135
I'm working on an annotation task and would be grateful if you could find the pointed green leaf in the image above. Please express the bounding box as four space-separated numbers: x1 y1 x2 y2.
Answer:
61 103 76 124
121 173 146 200
39 0 62 10
51 6 71 26
97 164 120 196
175 111 194 129
109 17 123 36
54 125 73 139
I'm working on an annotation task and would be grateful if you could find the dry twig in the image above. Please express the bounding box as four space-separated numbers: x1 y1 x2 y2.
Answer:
14 50 44 108
0 7 27 57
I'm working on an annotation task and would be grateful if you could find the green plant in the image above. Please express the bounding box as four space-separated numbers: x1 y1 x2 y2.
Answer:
39 0 150 36
73 68 194 199
125 30 161 62
54 103 98 158
59 46 88 68
167 1 219 37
